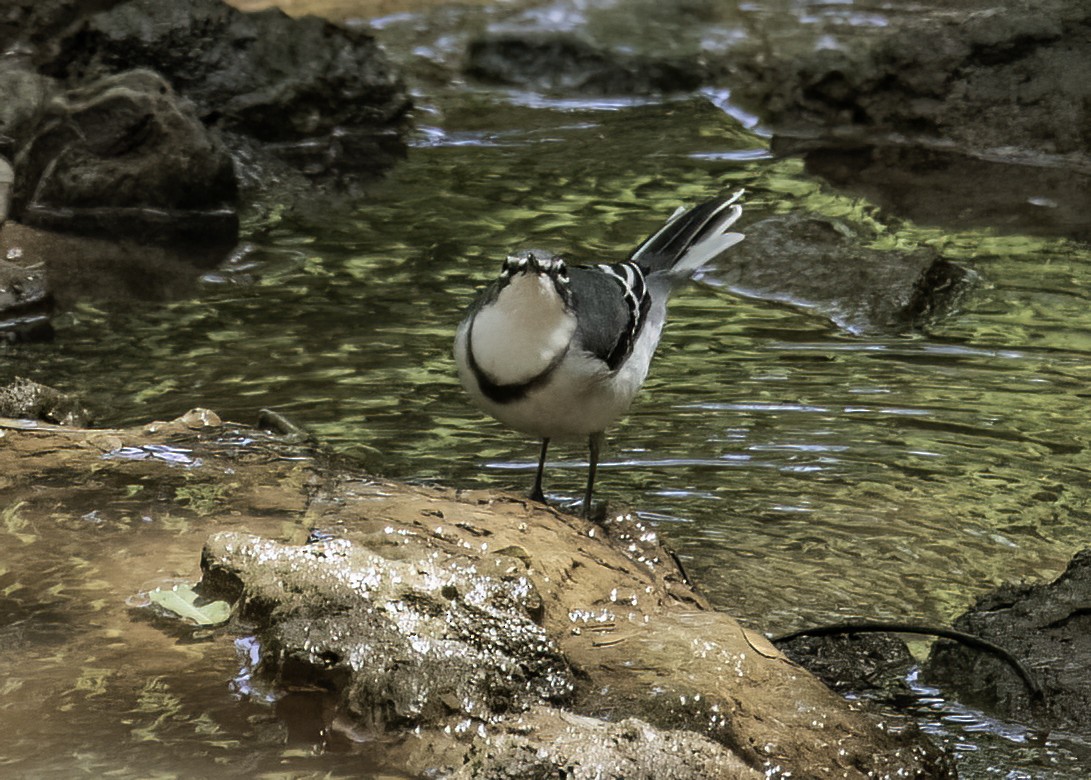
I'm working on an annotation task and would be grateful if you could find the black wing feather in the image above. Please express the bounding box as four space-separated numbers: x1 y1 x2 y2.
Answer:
570 262 650 371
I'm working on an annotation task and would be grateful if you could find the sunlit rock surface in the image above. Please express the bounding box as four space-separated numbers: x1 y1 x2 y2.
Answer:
0 411 954 777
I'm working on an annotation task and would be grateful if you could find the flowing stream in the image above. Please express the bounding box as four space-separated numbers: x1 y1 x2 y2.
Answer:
3 3 1091 777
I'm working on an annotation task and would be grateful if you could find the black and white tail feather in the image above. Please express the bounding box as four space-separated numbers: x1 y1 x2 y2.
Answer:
630 188 745 275
454 189 745 518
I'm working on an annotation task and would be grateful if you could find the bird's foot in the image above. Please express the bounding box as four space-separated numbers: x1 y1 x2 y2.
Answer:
582 500 607 523
528 487 547 504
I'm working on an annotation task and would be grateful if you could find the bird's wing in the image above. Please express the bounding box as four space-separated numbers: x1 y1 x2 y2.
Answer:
569 262 651 371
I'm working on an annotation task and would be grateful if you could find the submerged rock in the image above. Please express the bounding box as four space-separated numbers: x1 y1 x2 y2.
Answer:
0 259 52 341
13 69 238 244
706 212 974 334
779 632 916 703
925 548 1091 735
0 222 226 306
0 377 90 425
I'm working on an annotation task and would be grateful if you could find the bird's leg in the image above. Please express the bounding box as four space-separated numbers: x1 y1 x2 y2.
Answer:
529 437 550 503
583 432 605 519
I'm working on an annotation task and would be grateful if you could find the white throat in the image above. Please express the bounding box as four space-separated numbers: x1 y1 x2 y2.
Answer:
471 273 576 385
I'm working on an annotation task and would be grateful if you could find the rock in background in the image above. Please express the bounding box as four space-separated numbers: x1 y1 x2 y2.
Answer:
727 0 1091 240
705 213 976 335
13 69 239 243
44 0 411 178
0 0 411 340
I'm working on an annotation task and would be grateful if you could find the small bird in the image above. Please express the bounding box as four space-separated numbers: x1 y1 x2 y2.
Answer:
454 190 744 517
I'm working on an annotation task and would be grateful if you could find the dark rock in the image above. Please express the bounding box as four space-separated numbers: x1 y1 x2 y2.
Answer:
733 0 1091 155
0 376 90 425
466 32 706 94
728 0 1091 239
0 156 11 222
0 1 123 61
707 212 975 334
0 55 57 159
13 69 238 244
782 141 1091 241
0 257 52 341
50 0 411 177
925 548 1091 734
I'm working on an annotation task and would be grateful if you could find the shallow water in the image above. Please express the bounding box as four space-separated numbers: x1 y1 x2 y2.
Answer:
4 6 1091 778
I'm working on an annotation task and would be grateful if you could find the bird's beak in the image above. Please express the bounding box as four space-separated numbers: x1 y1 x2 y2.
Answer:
527 254 542 274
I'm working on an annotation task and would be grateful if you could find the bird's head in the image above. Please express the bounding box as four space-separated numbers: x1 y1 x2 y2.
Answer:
497 250 572 305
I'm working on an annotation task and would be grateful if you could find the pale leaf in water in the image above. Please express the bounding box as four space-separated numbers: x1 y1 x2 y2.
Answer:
148 584 231 626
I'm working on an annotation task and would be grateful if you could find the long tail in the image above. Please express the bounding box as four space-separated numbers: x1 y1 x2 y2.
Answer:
629 189 745 276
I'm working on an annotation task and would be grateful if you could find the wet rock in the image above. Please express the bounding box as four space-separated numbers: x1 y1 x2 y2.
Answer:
729 0 1091 239
783 142 1091 241
13 69 238 244
465 32 705 94
0 220 225 307
0 412 954 777
925 548 1091 734
706 212 974 334
198 467 954 777
0 377 90 426
0 258 53 341
447 707 760 779
49 0 411 177
202 532 575 728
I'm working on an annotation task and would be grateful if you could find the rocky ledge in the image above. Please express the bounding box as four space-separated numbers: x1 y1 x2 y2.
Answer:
0 409 954 778
0 0 411 340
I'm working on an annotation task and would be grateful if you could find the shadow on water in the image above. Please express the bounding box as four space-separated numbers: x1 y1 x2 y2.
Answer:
3 8 1091 779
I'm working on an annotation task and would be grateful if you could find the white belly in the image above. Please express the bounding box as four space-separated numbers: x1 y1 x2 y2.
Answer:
454 311 664 440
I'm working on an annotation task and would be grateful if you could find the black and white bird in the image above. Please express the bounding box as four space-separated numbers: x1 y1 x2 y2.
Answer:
454 190 744 517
